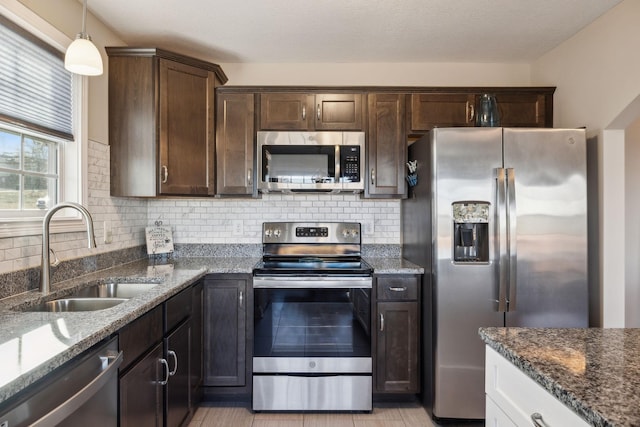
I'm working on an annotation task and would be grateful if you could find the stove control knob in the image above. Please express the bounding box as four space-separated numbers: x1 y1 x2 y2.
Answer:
273 229 281 238
342 229 350 238
351 229 359 238
264 229 272 237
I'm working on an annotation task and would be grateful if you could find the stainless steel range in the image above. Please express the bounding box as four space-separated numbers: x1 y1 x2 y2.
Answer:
252 222 373 412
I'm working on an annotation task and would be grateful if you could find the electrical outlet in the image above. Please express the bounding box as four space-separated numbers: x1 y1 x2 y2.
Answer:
104 220 113 244
232 220 243 236
364 220 374 235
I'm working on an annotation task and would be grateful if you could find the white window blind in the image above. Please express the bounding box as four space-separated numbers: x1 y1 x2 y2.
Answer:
0 15 73 141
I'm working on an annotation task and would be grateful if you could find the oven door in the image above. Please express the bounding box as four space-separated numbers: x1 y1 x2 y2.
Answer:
252 276 372 411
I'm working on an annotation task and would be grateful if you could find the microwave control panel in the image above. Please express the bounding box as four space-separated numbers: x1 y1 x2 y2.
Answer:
340 146 361 183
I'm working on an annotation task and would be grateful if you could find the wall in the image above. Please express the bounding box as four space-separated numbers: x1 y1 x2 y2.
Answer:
531 0 640 326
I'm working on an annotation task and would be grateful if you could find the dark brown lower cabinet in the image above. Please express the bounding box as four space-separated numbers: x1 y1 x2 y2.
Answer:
165 320 191 427
119 281 203 427
374 275 420 394
120 343 164 427
203 276 248 388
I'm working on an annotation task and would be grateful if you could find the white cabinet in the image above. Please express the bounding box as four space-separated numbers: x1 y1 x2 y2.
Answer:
485 346 589 427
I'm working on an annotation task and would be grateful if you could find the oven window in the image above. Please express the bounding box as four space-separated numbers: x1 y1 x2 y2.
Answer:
254 288 371 358
262 145 336 184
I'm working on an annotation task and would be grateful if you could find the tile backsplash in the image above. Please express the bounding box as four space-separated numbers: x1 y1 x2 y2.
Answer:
147 194 400 245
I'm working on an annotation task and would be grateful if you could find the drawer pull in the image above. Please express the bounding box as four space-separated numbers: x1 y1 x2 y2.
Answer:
531 413 549 427
302 106 306 120
389 286 407 292
159 358 170 385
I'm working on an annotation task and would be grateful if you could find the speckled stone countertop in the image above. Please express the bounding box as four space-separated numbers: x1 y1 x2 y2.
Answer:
0 254 419 406
479 327 640 427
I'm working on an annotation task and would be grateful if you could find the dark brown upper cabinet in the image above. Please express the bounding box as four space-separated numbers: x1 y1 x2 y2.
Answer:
216 92 256 196
410 93 476 132
366 93 407 198
260 92 363 130
107 47 227 197
409 88 554 134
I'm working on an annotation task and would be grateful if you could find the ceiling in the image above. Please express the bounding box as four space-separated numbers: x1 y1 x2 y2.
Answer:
88 0 622 64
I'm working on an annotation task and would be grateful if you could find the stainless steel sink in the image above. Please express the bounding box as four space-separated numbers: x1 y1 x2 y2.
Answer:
68 282 159 299
22 298 128 312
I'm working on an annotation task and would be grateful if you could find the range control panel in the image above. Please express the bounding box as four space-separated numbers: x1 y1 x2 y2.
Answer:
262 222 361 244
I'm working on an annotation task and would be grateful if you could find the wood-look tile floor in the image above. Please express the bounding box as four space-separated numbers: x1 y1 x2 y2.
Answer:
187 403 479 427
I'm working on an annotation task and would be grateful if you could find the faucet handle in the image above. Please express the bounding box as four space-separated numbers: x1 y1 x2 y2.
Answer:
49 248 61 267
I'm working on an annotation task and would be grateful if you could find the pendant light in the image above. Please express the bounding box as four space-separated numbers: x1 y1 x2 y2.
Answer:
64 0 103 76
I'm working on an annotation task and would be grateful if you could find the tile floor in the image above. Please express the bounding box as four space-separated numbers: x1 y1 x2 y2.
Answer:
188 403 484 427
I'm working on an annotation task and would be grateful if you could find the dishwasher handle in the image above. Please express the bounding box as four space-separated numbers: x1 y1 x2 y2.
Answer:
31 350 123 427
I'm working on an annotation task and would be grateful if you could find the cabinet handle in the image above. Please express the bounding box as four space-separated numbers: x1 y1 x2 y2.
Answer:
247 168 252 186
168 350 178 376
531 413 549 427
467 101 475 123
380 313 385 332
302 106 306 120
389 286 407 292
317 104 321 120
239 290 243 307
161 165 169 184
370 169 375 186
159 358 170 385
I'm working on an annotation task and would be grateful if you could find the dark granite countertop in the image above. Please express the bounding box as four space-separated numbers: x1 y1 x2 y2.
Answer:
479 327 640 427
0 254 419 406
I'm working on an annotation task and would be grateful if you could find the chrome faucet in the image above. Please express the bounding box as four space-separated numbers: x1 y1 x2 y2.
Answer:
41 202 97 294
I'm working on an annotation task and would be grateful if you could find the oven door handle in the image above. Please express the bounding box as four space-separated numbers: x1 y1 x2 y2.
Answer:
253 276 372 289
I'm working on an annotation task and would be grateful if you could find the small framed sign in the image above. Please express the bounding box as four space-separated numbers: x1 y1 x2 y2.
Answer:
145 224 174 255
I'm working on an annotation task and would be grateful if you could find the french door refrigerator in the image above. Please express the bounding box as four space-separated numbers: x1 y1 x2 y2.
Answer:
401 127 588 421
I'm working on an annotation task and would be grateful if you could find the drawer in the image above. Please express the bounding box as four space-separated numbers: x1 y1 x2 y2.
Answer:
119 305 163 371
165 286 193 332
376 276 418 301
485 346 589 427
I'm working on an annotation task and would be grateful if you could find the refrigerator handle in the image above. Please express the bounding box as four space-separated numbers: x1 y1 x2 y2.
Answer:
506 168 517 311
496 168 508 313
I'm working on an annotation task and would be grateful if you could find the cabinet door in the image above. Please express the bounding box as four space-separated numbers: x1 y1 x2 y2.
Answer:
159 58 216 195
367 93 406 197
376 301 419 393
260 93 313 130
492 93 549 127
165 320 191 427
190 282 203 410
204 278 247 386
315 93 363 130
216 93 256 195
120 343 164 427
410 93 475 132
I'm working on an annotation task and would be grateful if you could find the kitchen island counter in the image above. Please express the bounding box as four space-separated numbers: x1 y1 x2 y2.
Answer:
479 327 640 427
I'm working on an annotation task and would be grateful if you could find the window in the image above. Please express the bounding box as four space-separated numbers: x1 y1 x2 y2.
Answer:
0 1 88 237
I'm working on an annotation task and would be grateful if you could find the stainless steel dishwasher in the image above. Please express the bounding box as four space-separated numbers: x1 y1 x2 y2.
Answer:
0 336 122 427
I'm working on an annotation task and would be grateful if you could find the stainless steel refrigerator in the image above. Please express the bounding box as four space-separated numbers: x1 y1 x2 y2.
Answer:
401 127 588 421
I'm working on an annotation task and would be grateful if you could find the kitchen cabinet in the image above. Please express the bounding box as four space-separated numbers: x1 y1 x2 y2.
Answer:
485 346 589 426
106 47 227 197
203 275 251 394
366 93 407 198
409 88 554 133
410 93 476 131
216 92 256 196
260 92 364 130
119 282 202 427
373 275 420 393
491 92 549 127
190 281 204 409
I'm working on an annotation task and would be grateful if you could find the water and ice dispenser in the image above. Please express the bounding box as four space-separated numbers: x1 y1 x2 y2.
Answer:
452 202 489 263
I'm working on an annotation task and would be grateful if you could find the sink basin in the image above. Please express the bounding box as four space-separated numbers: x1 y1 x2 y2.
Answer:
22 298 128 312
67 282 159 299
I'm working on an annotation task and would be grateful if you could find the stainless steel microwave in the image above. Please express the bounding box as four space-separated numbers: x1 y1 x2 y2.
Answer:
257 131 365 193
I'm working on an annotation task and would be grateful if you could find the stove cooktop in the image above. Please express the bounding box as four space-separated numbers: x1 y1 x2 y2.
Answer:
253 257 372 277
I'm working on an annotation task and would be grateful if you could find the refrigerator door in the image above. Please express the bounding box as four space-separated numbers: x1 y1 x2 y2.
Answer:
503 128 588 328
431 128 504 419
